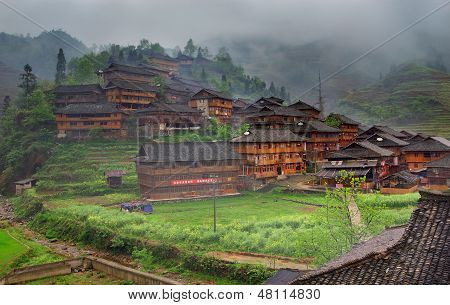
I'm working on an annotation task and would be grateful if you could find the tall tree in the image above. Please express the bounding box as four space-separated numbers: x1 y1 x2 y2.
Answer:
183 38 196 57
268 81 276 96
3 96 11 112
118 50 125 62
201 68 207 81
55 48 66 85
280 86 287 100
19 64 37 96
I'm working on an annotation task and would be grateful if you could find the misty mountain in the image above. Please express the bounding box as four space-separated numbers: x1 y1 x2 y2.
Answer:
0 30 89 80
0 61 20 114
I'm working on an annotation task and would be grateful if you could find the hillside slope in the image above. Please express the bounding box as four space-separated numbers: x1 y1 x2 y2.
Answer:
336 63 450 137
0 61 20 113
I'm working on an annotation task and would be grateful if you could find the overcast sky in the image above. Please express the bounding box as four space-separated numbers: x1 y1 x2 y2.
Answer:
1 0 449 48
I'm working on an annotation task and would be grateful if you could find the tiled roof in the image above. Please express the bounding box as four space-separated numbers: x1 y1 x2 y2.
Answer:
191 88 232 101
327 141 393 160
231 128 307 143
381 170 419 184
138 142 243 163
104 79 158 92
294 119 340 134
288 100 320 112
403 137 450 152
366 133 410 147
100 62 157 77
427 154 450 168
247 105 309 118
53 84 103 94
291 191 450 285
55 103 122 114
136 102 202 114
360 125 407 139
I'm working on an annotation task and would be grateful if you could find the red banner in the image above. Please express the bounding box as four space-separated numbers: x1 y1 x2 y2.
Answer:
170 178 218 186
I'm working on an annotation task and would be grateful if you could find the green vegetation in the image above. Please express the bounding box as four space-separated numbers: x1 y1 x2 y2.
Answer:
26 271 133 285
337 63 450 137
0 226 62 277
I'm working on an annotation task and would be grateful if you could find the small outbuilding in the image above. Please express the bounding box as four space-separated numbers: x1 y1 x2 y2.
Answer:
380 170 419 194
13 178 37 195
105 170 126 188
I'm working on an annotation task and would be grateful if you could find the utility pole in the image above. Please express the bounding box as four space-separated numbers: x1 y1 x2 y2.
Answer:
318 69 324 119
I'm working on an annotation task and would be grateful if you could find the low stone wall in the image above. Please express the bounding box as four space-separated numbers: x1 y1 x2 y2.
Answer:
86 256 179 285
0 258 84 284
1 256 180 285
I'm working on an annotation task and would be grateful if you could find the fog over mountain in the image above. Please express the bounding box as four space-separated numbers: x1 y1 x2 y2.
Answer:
1 0 449 104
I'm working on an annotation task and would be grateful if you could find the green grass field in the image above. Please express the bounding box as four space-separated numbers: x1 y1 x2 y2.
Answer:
0 229 28 271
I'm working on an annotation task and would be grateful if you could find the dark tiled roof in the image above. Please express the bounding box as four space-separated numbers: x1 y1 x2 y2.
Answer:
264 269 308 285
176 54 194 61
233 98 251 109
288 100 320 112
407 133 428 143
147 52 178 62
403 137 450 152
104 79 158 92
381 170 419 184
327 141 393 160
327 113 360 126
360 125 407 139
294 119 340 134
247 105 309 118
322 160 378 169
55 103 122 114
231 128 307 143
100 62 157 77
191 88 232 101
366 133 410 147
136 102 202 114
291 191 450 285
138 142 243 163
400 130 417 137
53 84 103 94
427 154 450 168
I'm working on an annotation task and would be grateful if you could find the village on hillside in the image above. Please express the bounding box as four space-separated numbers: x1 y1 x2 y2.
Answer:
1 45 449 287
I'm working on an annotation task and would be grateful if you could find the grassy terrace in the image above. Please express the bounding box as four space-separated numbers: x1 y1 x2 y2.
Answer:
19 139 419 267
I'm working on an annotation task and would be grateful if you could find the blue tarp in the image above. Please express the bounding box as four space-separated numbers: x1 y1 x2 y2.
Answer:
121 202 152 214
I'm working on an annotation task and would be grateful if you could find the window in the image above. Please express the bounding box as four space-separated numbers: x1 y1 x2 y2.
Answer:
70 122 77 126
100 122 107 126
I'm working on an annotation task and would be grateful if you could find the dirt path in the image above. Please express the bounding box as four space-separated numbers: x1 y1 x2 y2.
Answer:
208 251 314 270
348 196 361 226
0 197 15 221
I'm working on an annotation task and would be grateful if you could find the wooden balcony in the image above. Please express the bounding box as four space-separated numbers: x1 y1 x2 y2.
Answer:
137 165 241 175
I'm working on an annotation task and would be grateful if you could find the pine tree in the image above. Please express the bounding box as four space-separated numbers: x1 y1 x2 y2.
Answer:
269 81 276 96
55 48 66 85
197 47 203 59
183 38 196 57
221 74 227 82
280 86 287 100
118 50 125 62
19 64 37 96
201 68 207 80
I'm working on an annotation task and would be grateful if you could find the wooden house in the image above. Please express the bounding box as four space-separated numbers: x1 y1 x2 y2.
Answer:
136 142 243 201
357 125 408 141
176 53 194 66
97 62 158 83
425 154 450 191
231 128 307 179
104 79 157 110
287 100 321 119
365 132 409 170
136 102 205 137
326 141 394 185
165 76 205 104
380 170 419 194
315 160 378 188
402 137 450 170
325 113 360 147
147 53 179 72
245 105 310 128
189 89 233 123
52 84 104 107
293 120 340 161
14 178 37 195
105 170 126 188
55 103 127 139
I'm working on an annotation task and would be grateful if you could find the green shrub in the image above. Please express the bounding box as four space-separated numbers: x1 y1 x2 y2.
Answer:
12 190 43 220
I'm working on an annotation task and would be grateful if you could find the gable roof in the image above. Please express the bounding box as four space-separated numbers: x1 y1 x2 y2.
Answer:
381 170 419 184
99 62 158 77
291 191 450 284
366 133 410 147
327 141 394 160
53 84 103 94
359 125 407 139
104 79 158 92
246 105 309 118
138 142 243 164
427 154 450 168
403 137 450 152
294 119 340 134
288 100 320 112
191 88 232 101
231 128 307 143
55 103 122 115
136 102 202 114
